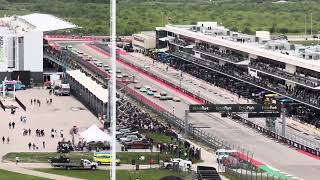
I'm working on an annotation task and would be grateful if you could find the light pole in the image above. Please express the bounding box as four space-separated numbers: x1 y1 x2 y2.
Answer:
110 0 117 179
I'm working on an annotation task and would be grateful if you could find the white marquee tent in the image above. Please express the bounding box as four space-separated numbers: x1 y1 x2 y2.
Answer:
80 124 111 142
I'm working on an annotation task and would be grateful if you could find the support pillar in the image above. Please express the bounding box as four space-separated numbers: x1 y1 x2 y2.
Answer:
184 110 189 137
106 80 112 123
281 108 286 137
2 81 5 98
13 84 16 99
265 117 276 132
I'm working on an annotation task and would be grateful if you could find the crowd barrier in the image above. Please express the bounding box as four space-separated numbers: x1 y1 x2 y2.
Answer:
15 97 26 111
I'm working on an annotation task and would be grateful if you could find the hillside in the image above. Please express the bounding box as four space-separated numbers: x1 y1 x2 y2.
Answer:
1 0 319 35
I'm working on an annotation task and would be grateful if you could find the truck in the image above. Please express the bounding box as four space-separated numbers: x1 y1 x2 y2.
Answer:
51 159 97 170
54 84 70 96
0 81 26 91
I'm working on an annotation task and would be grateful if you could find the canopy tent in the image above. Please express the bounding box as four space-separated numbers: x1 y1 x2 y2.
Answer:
80 124 111 142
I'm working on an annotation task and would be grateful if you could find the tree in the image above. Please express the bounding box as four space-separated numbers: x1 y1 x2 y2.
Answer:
243 27 252 34
279 27 289 34
269 23 277 33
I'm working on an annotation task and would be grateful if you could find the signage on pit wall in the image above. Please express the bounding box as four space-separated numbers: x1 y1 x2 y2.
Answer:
0 36 4 63
189 104 281 113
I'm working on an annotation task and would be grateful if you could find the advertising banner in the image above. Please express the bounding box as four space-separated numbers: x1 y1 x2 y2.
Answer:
189 104 281 113
0 36 4 63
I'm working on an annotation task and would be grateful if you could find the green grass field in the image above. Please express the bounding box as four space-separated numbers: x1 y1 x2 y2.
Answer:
0 169 49 180
34 168 190 180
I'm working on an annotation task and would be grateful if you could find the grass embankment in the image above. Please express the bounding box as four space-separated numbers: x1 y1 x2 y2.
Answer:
145 132 172 144
3 152 172 165
0 169 49 180
34 169 190 180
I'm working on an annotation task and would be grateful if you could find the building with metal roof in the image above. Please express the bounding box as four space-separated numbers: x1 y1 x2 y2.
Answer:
156 22 320 109
0 13 77 84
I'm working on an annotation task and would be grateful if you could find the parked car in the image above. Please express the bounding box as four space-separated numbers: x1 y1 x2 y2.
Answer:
116 126 129 131
120 135 140 143
87 141 110 151
161 158 192 169
116 129 138 138
93 152 120 166
124 139 151 149
117 131 140 140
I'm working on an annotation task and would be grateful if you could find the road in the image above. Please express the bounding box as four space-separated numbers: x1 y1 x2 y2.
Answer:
125 53 320 148
71 43 320 180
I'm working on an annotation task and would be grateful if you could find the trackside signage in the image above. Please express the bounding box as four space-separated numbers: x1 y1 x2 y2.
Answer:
189 104 281 113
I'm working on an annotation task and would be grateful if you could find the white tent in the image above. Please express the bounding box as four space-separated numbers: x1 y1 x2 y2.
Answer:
80 124 111 142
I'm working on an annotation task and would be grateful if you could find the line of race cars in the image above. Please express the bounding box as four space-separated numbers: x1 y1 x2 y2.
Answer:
134 84 181 102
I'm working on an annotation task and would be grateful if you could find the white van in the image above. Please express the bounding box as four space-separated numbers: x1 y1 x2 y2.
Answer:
215 149 239 163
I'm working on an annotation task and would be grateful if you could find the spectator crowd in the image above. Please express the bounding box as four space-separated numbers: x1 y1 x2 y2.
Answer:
116 97 201 161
